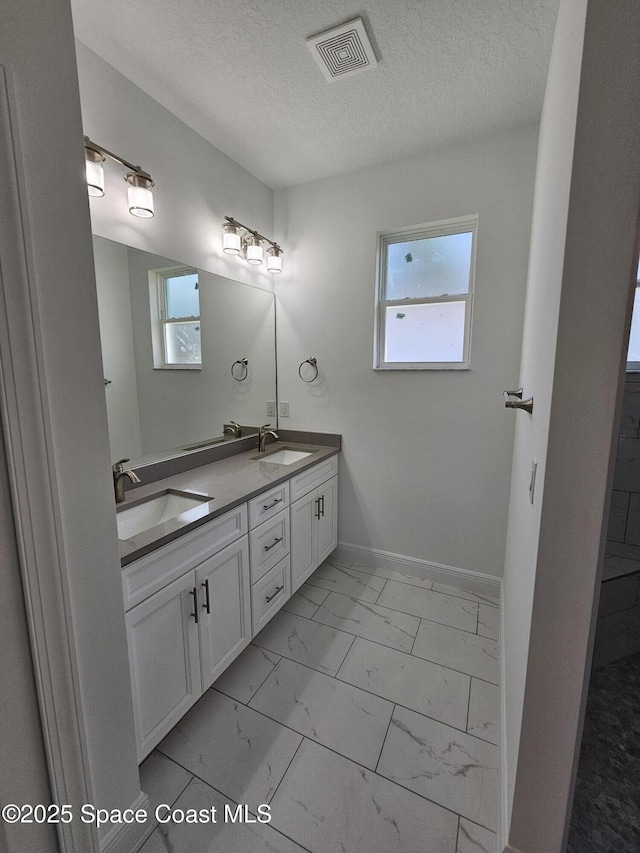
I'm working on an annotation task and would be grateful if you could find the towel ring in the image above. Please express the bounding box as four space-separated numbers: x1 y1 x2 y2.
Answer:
298 356 318 383
231 358 249 381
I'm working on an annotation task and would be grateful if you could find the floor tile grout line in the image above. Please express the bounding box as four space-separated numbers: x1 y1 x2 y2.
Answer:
374 702 396 774
149 750 316 853
245 655 285 709
230 641 486 744
268 736 306 806
311 586 481 637
465 677 473 733
159 710 490 837
255 611 499 687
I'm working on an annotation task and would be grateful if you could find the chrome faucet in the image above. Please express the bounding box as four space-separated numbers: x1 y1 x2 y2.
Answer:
257 424 279 453
112 459 141 503
223 420 241 438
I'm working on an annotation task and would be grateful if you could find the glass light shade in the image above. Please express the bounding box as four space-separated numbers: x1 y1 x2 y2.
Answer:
267 247 282 273
126 173 155 218
85 147 105 197
246 237 263 265
222 224 241 255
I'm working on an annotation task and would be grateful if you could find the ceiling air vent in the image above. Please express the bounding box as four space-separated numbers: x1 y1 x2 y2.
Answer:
307 17 377 83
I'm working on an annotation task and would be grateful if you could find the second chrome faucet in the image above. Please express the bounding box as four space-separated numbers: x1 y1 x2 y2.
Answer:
257 424 279 453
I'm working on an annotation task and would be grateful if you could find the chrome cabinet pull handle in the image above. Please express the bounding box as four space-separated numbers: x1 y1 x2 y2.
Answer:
189 587 199 623
319 494 325 518
264 537 283 552
315 498 321 520
202 579 211 614
265 585 284 603
263 497 282 510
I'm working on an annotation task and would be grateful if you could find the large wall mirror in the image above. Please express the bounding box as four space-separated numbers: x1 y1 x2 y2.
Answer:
93 236 277 465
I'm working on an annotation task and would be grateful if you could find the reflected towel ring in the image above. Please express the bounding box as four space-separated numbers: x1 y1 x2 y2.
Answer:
231 358 249 381
298 356 318 383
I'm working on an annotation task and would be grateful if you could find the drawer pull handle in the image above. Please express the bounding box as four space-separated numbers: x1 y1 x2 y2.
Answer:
265 585 284 603
264 537 283 552
315 498 321 520
319 494 325 518
202 578 211 615
263 497 282 511
189 587 199 624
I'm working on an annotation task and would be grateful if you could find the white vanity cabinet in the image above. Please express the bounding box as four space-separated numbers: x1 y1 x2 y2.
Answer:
248 484 291 636
290 457 338 593
121 451 338 762
125 570 202 762
122 505 251 761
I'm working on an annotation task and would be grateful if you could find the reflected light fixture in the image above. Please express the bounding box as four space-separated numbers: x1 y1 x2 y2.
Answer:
222 216 283 274
84 136 155 218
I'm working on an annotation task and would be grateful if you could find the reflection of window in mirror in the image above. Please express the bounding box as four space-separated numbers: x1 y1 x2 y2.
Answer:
151 266 202 369
626 258 640 371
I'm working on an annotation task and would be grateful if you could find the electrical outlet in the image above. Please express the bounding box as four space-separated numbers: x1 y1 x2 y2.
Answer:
529 460 537 504
266 400 276 418
279 401 290 418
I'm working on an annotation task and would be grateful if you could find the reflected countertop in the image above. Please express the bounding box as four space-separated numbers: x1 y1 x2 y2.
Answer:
117 435 340 566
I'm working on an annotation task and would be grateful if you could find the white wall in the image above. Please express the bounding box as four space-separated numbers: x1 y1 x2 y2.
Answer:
503 1 640 850
75 41 275 289
93 236 143 460
274 125 538 577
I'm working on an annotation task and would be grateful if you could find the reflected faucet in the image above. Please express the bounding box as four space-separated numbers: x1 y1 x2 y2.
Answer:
112 459 141 503
258 424 279 453
224 420 241 438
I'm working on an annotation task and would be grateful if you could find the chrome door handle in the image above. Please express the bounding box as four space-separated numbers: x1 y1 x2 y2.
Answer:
201 579 211 614
503 387 524 400
505 397 534 414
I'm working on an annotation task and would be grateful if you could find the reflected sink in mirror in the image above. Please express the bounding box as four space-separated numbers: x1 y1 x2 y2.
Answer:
253 448 315 465
116 489 211 540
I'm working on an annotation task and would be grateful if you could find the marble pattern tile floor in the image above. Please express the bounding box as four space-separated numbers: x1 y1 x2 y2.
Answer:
139 556 500 853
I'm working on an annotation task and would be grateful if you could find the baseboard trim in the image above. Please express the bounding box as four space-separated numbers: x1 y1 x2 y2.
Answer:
100 791 150 853
333 541 501 599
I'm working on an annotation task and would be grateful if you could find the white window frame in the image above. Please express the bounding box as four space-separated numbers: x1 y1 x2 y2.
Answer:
150 265 202 370
374 214 478 370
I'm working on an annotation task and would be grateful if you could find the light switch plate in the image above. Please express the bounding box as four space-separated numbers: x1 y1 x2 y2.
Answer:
279 401 290 418
266 400 276 417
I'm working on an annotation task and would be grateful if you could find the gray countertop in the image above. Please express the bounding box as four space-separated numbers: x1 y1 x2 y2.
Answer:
118 440 340 566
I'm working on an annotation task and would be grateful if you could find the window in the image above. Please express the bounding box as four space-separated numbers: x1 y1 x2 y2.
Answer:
374 215 477 370
626 257 640 370
152 267 201 369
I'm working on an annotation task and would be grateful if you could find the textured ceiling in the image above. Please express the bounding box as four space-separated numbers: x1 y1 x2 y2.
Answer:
70 0 560 189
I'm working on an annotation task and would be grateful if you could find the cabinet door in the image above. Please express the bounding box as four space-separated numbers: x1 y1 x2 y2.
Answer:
197 537 251 692
126 570 201 762
316 476 338 566
290 489 317 593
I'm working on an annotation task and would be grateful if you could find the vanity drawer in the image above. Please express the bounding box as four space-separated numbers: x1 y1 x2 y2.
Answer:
122 504 248 610
248 481 290 529
249 508 290 585
251 555 290 636
289 455 338 501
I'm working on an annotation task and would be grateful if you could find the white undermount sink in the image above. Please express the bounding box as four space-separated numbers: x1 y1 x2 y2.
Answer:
116 489 210 540
256 448 314 465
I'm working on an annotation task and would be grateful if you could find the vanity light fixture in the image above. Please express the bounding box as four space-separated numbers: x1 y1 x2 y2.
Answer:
222 216 283 274
84 136 155 218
